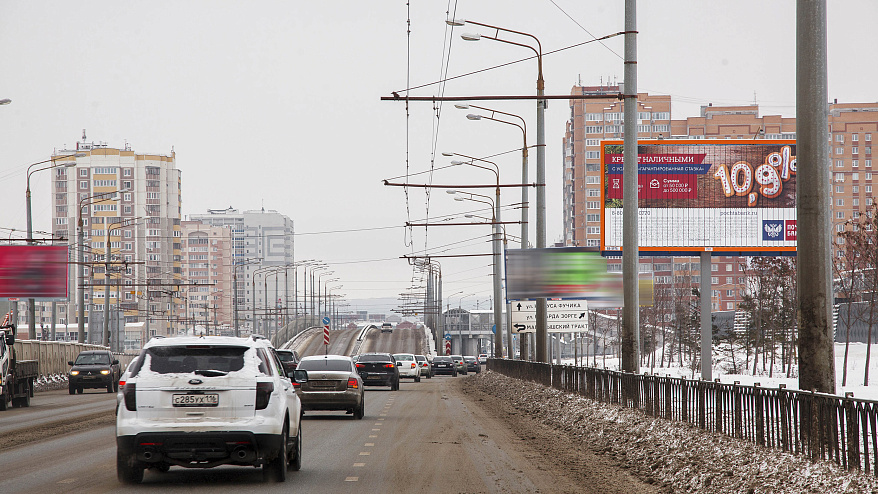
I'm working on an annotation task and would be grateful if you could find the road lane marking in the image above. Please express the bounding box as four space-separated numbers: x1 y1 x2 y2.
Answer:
345 477 359 482
353 463 366 467
372 428 380 431
359 451 371 456
365 443 374 446
369 434 378 438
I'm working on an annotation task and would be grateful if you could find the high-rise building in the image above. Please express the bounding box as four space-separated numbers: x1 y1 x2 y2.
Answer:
180 221 233 333
51 134 181 345
189 207 294 334
562 85 875 311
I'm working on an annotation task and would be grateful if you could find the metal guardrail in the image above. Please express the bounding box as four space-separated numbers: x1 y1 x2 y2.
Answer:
487 358 878 475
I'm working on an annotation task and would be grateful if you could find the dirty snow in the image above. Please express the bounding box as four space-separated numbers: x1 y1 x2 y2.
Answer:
467 371 878 493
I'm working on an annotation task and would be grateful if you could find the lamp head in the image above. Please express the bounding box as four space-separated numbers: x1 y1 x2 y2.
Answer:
466 114 482 121
454 196 465 202
454 104 470 110
445 18 466 27
441 151 454 157
0 98 11 105
445 189 458 195
461 33 481 41
450 160 465 166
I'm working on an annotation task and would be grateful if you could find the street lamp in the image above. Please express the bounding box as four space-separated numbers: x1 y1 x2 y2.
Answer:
77 189 126 343
0 99 11 105
454 104 529 249
447 188 504 359
448 18 548 363
25 154 82 339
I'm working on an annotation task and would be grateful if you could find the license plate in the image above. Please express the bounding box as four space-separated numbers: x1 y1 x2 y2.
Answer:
360 373 369 378
173 393 219 407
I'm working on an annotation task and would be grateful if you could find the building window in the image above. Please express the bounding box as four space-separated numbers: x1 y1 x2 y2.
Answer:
586 176 600 184
852 134 859 142
585 151 600 159
79 181 88 189
836 134 845 143
837 198 844 207
585 139 600 146
585 126 603 134
587 189 600 197
711 277 718 284
836 147 844 155
587 227 600 234
123 193 131 201
586 201 599 209
586 214 600 222
835 173 845 182
586 239 599 247
725 265 732 272
123 168 132 176
837 211 844 219
836 185 844 193
853 173 859 181
866 185 873 193
79 168 88 177
853 147 859 155
836 160 844 168
853 160 859 168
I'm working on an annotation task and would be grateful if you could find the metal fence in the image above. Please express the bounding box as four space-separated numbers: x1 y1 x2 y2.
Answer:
487 358 878 475
13 339 136 390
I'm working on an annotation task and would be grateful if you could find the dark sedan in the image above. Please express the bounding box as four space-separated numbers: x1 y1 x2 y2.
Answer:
275 349 300 375
68 350 121 394
355 353 400 390
431 356 457 376
296 355 365 419
464 355 481 374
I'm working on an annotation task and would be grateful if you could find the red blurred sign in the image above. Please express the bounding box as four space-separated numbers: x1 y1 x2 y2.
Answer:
445 341 451 355
0 246 68 299
323 325 330 345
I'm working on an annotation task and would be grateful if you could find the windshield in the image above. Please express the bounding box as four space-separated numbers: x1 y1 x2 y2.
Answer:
393 354 414 361
136 346 246 375
75 353 110 365
298 359 352 372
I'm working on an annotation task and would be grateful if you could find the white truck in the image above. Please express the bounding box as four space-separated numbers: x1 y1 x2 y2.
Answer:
0 323 39 410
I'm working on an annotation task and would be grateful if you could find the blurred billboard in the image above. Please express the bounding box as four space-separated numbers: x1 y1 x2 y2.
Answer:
601 140 797 254
0 246 69 299
505 248 624 307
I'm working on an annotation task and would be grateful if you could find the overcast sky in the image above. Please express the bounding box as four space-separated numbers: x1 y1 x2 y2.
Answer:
1 1 876 313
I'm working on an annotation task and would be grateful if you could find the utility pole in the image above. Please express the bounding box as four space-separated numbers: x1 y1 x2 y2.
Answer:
796 0 835 394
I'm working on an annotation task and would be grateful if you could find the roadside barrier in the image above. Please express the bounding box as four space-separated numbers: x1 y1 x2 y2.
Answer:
486 358 878 476
13 339 136 391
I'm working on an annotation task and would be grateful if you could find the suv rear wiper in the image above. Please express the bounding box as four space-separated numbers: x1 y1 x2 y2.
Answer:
194 369 228 377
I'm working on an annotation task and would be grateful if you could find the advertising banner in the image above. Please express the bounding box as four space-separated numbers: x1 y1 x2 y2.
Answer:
0 246 69 299
601 140 797 253
505 248 623 306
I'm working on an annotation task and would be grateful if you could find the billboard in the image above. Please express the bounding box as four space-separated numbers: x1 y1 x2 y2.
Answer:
505 248 623 307
601 140 797 253
0 246 69 299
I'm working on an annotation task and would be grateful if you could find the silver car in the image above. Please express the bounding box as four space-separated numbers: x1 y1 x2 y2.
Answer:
295 355 365 419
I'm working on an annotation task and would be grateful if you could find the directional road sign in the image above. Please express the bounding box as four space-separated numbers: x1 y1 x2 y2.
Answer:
511 300 589 333
444 333 452 341
322 316 331 325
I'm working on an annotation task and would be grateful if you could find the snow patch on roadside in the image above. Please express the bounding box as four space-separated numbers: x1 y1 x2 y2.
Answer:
469 371 878 493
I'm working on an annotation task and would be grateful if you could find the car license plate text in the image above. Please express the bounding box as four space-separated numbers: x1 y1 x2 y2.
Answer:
173 393 219 407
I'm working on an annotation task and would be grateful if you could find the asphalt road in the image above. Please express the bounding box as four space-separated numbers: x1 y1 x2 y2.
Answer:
0 371 589 494
295 326 429 357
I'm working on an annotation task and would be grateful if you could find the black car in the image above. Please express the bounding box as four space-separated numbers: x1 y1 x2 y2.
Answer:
355 353 400 390
68 350 121 394
275 349 300 375
431 356 457 376
464 356 481 374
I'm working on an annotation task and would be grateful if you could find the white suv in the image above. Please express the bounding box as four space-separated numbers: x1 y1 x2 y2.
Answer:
116 336 302 484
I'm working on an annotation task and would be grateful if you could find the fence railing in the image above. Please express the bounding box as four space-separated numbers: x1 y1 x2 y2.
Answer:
13 339 136 381
487 358 878 475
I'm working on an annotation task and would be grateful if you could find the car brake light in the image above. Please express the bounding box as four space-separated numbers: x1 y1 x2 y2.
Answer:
118 380 126 387
356 363 364 368
255 382 274 410
122 383 136 411
411 363 416 369
347 378 359 389
384 363 395 368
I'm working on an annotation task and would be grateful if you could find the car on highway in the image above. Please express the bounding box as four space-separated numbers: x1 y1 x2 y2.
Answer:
295 355 365 419
464 356 481 374
450 355 468 375
380 322 393 333
275 349 300 374
392 353 421 382
354 352 399 390
116 335 303 484
415 354 432 379
430 356 457 376
478 353 488 363
68 350 121 394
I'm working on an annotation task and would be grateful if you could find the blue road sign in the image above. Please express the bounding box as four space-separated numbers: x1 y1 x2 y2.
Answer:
444 333 452 341
492 324 496 334
322 316 331 325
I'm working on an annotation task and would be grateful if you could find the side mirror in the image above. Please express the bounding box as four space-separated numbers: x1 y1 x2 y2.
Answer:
68 360 74 366
112 360 119 365
292 370 308 383
5 334 13 346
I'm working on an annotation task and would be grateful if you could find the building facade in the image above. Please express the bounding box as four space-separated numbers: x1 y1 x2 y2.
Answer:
189 207 294 334
179 221 233 333
50 135 182 346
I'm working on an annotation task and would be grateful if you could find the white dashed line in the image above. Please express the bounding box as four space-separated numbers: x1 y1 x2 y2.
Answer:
353 463 366 467
359 451 371 456
345 477 359 482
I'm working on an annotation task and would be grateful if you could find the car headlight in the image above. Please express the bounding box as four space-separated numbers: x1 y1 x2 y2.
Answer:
70 370 79 376
100 369 111 375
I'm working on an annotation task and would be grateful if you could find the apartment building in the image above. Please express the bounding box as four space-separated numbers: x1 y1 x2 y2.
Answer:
50 135 181 345
180 221 233 333
189 207 294 334
563 85 876 311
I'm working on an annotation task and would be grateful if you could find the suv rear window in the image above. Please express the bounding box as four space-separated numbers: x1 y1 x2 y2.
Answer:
433 356 452 363
358 354 392 363
132 346 248 375
298 359 352 372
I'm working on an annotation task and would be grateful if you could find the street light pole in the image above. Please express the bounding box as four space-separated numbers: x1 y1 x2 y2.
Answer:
25 156 80 339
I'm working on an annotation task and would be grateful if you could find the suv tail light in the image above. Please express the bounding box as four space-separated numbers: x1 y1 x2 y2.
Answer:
384 363 395 368
122 383 136 411
255 382 274 410
347 378 359 389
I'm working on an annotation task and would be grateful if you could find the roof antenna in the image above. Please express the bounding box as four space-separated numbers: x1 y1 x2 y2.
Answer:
82 129 87 142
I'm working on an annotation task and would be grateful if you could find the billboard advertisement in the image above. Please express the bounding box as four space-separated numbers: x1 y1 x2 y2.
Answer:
601 140 797 253
505 248 623 307
0 246 69 299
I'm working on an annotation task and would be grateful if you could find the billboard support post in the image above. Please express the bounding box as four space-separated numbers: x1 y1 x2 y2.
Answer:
621 0 640 375
700 252 712 381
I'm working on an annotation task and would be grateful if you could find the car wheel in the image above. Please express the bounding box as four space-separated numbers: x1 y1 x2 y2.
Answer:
117 448 144 484
153 463 171 473
353 398 365 420
107 381 115 393
414 374 421 383
76 387 83 394
68 385 76 395
264 425 288 482
391 380 399 391
289 423 302 471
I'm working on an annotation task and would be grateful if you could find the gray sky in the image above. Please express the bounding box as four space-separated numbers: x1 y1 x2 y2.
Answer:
1 1 876 313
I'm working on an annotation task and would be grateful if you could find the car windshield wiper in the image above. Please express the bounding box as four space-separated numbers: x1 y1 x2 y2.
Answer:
194 369 228 377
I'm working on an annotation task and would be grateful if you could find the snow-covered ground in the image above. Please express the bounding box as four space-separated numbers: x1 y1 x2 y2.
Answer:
561 342 878 400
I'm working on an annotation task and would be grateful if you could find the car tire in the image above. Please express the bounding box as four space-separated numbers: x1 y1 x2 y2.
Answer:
353 399 365 420
76 387 83 394
264 425 288 482
69 385 76 395
391 380 399 391
289 423 302 471
153 463 171 473
107 381 115 393
414 374 421 383
117 449 144 484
